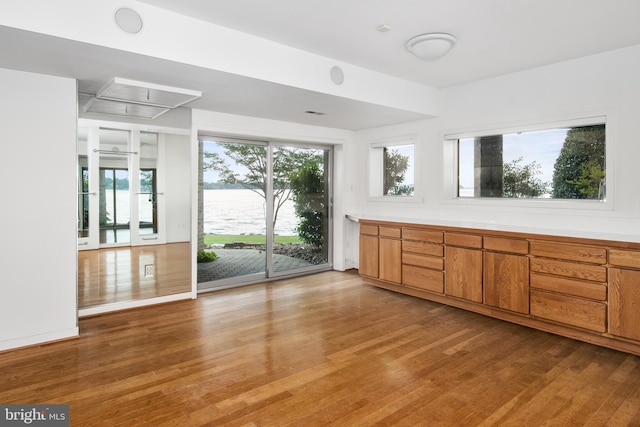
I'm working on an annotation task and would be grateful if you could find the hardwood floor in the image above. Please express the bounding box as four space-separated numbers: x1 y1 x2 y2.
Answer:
78 243 191 308
2 270 640 426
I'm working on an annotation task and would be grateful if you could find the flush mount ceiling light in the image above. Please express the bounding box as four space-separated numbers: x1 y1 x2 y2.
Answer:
406 33 456 61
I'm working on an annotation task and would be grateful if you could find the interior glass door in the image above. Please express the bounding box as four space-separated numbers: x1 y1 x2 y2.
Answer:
77 127 91 246
98 129 131 245
78 126 166 249
136 131 164 244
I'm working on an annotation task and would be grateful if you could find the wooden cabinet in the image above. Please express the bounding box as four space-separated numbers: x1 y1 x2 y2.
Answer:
445 246 483 303
358 223 401 284
359 234 379 278
609 250 640 341
402 228 444 293
530 290 606 333
358 219 640 356
529 240 607 333
359 225 379 278
379 235 401 283
483 236 529 314
609 249 640 269
484 252 529 314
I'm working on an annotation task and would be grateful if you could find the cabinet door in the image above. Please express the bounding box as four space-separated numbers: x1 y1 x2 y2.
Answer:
484 252 529 314
359 234 379 278
610 268 640 341
445 246 483 302
379 237 402 283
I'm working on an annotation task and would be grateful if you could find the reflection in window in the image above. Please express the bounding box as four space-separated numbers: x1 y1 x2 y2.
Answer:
458 124 605 200
369 142 415 197
139 132 158 235
383 145 415 196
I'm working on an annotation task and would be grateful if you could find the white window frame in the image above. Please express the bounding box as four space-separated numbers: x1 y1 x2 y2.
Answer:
441 113 614 211
368 135 418 202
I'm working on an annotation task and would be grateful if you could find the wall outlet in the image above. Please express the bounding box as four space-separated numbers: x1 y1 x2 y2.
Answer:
144 264 154 277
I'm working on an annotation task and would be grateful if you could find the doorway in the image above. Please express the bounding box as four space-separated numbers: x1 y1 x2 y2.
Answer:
77 121 192 311
197 136 332 291
78 127 165 248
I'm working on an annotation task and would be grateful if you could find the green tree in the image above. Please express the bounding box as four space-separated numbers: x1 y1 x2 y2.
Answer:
552 125 605 199
383 148 413 195
204 144 319 231
289 159 325 248
502 157 549 198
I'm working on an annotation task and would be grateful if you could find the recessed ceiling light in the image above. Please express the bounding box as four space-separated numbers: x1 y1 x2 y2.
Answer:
114 8 143 34
330 66 344 85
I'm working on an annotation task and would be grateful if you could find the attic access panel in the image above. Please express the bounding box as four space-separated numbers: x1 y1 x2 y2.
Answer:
96 77 201 108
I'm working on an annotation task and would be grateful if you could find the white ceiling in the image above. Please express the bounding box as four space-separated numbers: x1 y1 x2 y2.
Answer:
137 0 640 88
2 0 640 130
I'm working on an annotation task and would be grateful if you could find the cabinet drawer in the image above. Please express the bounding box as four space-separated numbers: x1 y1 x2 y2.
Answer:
402 252 444 270
402 265 444 293
445 233 482 248
360 224 378 236
609 249 640 269
530 241 606 264
530 273 606 301
530 258 607 282
530 290 606 333
483 236 529 255
402 228 443 243
379 226 401 239
402 240 443 257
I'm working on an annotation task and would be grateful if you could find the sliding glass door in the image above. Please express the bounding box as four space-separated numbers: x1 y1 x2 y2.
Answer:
198 138 268 286
197 136 332 291
271 144 331 274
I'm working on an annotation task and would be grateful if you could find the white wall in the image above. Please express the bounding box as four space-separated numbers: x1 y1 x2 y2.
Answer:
0 0 439 118
165 133 191 243
350 44 640 256
191 110 354 271
0 68 78 350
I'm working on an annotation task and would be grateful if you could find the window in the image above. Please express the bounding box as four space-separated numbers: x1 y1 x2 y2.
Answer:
369 140 415 198
456 122 605 200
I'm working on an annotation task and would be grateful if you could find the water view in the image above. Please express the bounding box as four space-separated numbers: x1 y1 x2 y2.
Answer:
203 188 298 236
105 188 298 236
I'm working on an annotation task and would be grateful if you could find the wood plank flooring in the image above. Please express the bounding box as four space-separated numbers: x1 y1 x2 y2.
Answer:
3 270 640 426
78 243 191 308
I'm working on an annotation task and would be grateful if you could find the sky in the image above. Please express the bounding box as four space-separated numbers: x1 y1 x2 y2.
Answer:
458 128 568 190
201 140 328 183
390 144 415 186
202 141 227 182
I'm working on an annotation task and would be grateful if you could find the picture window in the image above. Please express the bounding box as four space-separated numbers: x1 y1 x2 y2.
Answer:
456 123 605 200
369 141 415 198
